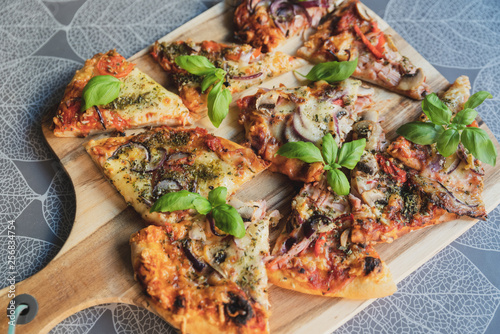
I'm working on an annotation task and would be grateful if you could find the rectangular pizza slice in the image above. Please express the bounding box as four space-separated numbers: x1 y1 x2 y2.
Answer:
237 79 373 182
130 200 277 334
85 127 269 226
150 40 305 115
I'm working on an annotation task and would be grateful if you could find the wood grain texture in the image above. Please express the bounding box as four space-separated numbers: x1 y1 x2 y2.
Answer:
1 2 500 333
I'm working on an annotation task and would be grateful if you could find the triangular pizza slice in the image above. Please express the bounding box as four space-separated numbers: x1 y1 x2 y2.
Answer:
131 201 277 334
267 176 396 298
237 79 373 182
85 127 269 225
53 49 191 137
150 40 305 115
298 0 430 100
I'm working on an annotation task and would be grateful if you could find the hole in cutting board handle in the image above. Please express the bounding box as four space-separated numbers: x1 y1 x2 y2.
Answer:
7 294 38 325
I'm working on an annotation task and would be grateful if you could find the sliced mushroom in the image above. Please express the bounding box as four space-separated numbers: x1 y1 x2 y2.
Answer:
397 68 425 91
340 229 350 248
355 2 371 21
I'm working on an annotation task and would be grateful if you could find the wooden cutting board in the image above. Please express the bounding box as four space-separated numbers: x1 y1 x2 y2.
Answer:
2 2 500 333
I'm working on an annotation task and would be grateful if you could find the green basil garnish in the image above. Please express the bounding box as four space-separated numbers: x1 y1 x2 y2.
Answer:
297 58 358 83
81 75 121 111
397 91 497 165
276 134 366 196
175 55 232 128
150 186 246 238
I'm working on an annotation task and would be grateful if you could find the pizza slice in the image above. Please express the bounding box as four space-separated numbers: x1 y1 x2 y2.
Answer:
150 40 305 115
387 76 487 219
130 200 277 333
85 127 269 226
297 0 430 100
53 49 191 137
237 79 373 182
234 0 342 52
267 176 396 298
348 114 459 244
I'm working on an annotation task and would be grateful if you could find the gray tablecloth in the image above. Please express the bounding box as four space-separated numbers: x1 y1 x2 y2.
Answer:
1 0 499 333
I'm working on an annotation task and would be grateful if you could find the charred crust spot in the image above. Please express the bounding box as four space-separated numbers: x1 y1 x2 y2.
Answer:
364 257 381 275
174 295 185 309
224 292 254 325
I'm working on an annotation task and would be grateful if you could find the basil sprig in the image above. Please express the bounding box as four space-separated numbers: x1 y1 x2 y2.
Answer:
81 75 121 111
276 133 366 195
150 187 245 238
297 58 358 83
175 55 231 128
397 91 497 166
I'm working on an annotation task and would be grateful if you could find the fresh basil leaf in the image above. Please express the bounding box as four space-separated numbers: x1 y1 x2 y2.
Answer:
208 187 227 208
192 198 212 215
211 204 246 238
461 127 497 166
201 73 219 93
327 169 350 196
337 138 366 169
421 93 452 126
276 141 324 164
464 91 493 109
302 58 358 83
321 133 337 165
436 129 460 157
396 122 443 145
209 87 232 128
150 190 203 213
175 55 216 76
452 108 478 126
81 75 121 111
200 68 226 93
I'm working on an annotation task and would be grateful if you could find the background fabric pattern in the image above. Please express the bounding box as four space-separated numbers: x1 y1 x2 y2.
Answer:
0 0 498 333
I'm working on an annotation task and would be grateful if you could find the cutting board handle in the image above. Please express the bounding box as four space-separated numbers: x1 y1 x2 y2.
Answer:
0 214 147 333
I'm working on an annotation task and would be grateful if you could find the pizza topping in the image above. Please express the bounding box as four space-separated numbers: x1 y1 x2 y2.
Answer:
225 292 254 325
277 133 366 195
81 75 121 112
232 72 263 80
297 58 358 83
376 154 407 184
397 91 496 165
269 0 311 36
182 241 207 272
151 187 246 238
96 53 135 78
175 55 232 128
363 256 381 275
397 68 425 91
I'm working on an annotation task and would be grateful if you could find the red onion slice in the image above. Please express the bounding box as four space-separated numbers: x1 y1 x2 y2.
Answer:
110 142 150 161
94 106 106 130
182 244 206 272
436 180 479 208
294 0 329 8
143 148 167 172
153 179 182 197
232 72 263 80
